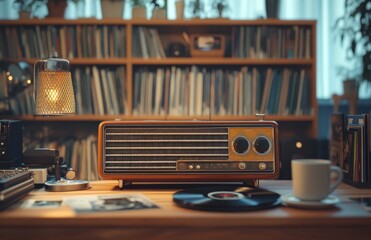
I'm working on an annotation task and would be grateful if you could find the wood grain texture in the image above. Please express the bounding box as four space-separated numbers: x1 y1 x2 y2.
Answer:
1 180 370 240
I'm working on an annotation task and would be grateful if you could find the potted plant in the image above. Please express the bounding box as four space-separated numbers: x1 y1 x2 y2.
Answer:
188 0 204 19
150 0 167 19
131 0 147 19
334 0 370 96
211 0 229 18
265 0 280 19
174 0 184 19
336 67 360 97
101 0 125 19
12 0 45 19
46 0 81 18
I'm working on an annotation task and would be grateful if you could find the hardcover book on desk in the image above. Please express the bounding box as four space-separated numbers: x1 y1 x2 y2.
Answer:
330 113 371 188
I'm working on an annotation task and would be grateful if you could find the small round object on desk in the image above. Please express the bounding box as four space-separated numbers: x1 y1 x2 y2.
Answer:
45 179 89 192
65 168 76 180
173 185 281 212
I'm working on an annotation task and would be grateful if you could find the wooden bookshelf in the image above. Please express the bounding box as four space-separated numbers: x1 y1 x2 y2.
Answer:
0 19 317 178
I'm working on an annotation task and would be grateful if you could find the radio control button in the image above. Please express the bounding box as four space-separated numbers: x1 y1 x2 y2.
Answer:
196 165 201 170
253 136 271 154
233 136 249 154
238 162 246 170
259 162 267 170
188 165 194 170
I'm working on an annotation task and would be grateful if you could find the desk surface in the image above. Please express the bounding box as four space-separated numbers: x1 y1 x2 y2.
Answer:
1 180 371 240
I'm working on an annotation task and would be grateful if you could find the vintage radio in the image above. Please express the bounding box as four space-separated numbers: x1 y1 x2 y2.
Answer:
98 120 279 188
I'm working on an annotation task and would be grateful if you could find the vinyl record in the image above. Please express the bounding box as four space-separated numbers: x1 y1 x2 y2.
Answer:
173 185 281 212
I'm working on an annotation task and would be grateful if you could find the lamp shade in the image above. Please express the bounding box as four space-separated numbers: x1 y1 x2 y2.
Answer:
34 57 75 116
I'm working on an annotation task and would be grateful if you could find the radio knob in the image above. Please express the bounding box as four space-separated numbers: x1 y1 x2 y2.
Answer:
196 165 201 170
238 162 246 170
233 136 249 154
254 136 271 154
259 162 267 170
188 165 194 170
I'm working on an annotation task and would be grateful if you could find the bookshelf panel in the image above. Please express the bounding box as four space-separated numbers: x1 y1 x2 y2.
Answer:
0 19 317 180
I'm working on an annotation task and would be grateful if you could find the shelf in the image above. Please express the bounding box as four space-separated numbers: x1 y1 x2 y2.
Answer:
9 115 315 122
0 19 132 26
1 58 128 65
131 58 314 65
130 19 317 26
0 19 316 26
1 58 313 66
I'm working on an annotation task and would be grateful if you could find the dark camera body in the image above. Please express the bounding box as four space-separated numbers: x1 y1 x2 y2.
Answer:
23 148 74 180
0 120 23 169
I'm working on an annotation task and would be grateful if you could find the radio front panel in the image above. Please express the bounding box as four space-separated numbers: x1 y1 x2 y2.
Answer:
98 121 280 182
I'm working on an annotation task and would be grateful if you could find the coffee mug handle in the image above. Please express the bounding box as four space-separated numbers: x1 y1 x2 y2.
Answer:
329 166 344 193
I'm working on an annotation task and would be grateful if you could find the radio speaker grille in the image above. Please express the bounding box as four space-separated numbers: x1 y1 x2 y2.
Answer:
104 127 229 172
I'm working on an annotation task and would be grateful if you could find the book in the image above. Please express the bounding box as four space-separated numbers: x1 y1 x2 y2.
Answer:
295 69 306 115
100 68 111 114
138 27 149 58
107 70 120 114
92 66 105 115
260 68 273 113
195 71 203 116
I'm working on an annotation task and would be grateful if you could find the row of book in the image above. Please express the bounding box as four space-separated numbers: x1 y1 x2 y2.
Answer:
4 65 311 117
0 25 311 60
133 66 311 116
25 134 100 181
132 27 166 58
330 113 371 186
73 66 128 115
0 25 126 59
232 26 312 59
6 66 128 115
9 87 34 115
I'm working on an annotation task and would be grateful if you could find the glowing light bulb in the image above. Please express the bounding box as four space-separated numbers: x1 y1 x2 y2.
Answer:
46 88 59 102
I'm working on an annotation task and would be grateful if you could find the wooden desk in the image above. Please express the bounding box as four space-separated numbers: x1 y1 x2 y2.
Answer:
0 180 371 240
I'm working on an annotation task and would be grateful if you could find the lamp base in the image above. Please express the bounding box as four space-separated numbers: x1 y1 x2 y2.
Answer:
45 178 89 192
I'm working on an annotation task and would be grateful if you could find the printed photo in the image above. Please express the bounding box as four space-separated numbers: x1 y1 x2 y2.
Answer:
22 200 63 209
64 194 159 213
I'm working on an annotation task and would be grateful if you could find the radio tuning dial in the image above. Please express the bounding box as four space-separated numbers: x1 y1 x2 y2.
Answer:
233 136 249 154
254 136 271 154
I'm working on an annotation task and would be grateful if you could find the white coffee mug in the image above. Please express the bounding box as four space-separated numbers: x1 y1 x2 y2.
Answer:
291 159 343 201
